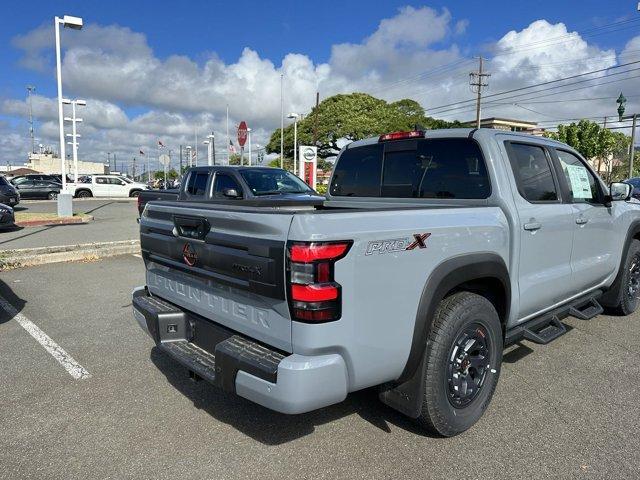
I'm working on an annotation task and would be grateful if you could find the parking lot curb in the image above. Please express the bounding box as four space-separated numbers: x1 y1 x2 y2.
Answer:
0 239 141 270
15 214 94 228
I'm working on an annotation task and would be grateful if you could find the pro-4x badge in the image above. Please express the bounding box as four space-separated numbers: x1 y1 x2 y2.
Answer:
182 242 197 266
365 233 431 255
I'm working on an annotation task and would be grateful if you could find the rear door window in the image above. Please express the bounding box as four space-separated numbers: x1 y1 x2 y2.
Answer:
186 172 209 196
506 143 559 202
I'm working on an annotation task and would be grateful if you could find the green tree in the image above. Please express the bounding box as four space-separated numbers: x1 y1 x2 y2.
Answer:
266 92 459 159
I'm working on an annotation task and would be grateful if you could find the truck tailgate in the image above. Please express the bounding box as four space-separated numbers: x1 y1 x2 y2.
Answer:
140 202 295 352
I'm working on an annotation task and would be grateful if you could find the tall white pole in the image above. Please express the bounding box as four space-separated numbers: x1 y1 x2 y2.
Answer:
194 129 198 167
226 104 230 163
293 119 298 176
280 74 284 168
54 17 67 192
248 128 252 166
71 101 78 183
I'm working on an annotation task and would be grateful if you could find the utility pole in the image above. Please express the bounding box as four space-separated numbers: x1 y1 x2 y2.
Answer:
107 152 111 170
469 56 490 129
113 153 117 174
26 85 36 154
132 157 136 180
630 114 637 179
179 144 183 173
280 73 284 168
313 91 320 145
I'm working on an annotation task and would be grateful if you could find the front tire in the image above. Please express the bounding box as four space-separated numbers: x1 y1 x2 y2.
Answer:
603 239 640 316
416 291 503 437
48 191 58 200
129 190 141 198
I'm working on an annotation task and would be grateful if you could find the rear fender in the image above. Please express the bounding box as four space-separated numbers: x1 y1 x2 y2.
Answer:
379 253 509 418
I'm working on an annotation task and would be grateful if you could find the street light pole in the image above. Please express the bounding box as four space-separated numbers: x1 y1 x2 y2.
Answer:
247 128 252 166
617 92 638 178
54 17 66 193
54 14 82 216
288 113 299 175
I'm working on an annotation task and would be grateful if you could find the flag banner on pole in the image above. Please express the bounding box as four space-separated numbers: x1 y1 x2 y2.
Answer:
139 149 145 155
228 140 236 154
158 140 164 147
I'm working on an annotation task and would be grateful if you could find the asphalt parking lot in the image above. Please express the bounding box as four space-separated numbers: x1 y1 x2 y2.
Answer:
0 255 639 479
0 199 138 249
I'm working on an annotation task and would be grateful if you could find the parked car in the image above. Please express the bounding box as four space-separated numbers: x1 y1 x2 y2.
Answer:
0 176 20 206
69 174 150 198
0 203 15 229
10 174 65 186
136 166 324 216
14 179 62 200
623 177 640 200
133 128 640 436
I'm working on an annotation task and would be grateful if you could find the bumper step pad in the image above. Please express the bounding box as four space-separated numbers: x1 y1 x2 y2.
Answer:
160 341 218 382
134 289 286 391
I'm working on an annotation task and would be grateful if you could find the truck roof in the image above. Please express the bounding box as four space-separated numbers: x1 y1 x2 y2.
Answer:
345 127 568 150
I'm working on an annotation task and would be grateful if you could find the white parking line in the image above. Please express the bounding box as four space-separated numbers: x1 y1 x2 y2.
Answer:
0 294 91 380
132 253 142 258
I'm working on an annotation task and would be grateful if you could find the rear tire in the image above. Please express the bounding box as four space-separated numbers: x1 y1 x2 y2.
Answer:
76 190 92 198
47 191 57 200
603 239 640 316
129 190 141 198
416 291 503 437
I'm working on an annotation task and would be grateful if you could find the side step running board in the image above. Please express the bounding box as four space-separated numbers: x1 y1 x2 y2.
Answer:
568 297 603 320
522 316 566 345
505 290 603 347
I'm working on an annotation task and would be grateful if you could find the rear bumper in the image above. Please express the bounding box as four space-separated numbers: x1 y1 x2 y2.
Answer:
132 286 348 414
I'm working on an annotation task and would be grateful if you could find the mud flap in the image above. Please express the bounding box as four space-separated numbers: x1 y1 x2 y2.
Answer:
378 350 427 418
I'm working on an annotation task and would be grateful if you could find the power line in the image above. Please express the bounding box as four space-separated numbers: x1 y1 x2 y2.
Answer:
434 71 640 120
428 59 640 113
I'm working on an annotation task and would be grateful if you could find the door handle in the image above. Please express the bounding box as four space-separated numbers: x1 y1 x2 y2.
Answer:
523 222 542 231
576 217 588 225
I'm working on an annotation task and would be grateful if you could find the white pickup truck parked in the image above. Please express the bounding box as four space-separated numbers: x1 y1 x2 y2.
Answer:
70 175 149 198
133 128 639 436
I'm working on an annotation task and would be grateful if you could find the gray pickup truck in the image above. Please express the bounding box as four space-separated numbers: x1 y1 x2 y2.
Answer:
133 128 639 436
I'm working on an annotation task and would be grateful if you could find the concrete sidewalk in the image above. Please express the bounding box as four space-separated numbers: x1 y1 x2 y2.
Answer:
0 199 139 251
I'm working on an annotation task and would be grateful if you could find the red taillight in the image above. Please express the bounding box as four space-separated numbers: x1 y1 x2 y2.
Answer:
291 284 339 302
290 242 350 262
378 130 424 142
287 241 351 323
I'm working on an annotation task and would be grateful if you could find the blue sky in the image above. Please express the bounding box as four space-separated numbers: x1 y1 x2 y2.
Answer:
0 1 639 167
1 0 635 98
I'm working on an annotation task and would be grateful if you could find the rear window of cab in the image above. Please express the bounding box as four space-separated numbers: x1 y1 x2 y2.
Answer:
329 138 490 199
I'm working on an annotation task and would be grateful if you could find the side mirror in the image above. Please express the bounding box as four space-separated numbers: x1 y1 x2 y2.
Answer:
222 188 240 198
610 182 632 200
605 182 632 206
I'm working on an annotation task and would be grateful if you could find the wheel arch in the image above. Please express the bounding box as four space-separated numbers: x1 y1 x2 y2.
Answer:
129 188 142 197
379 252 510 418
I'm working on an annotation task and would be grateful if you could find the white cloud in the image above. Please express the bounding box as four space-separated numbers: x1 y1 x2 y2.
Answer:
2 8 638 170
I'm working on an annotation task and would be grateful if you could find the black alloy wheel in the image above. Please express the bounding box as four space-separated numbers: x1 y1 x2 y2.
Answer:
446 323 491 408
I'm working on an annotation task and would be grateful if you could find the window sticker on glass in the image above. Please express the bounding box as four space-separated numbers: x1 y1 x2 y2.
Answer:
565 164 593 199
